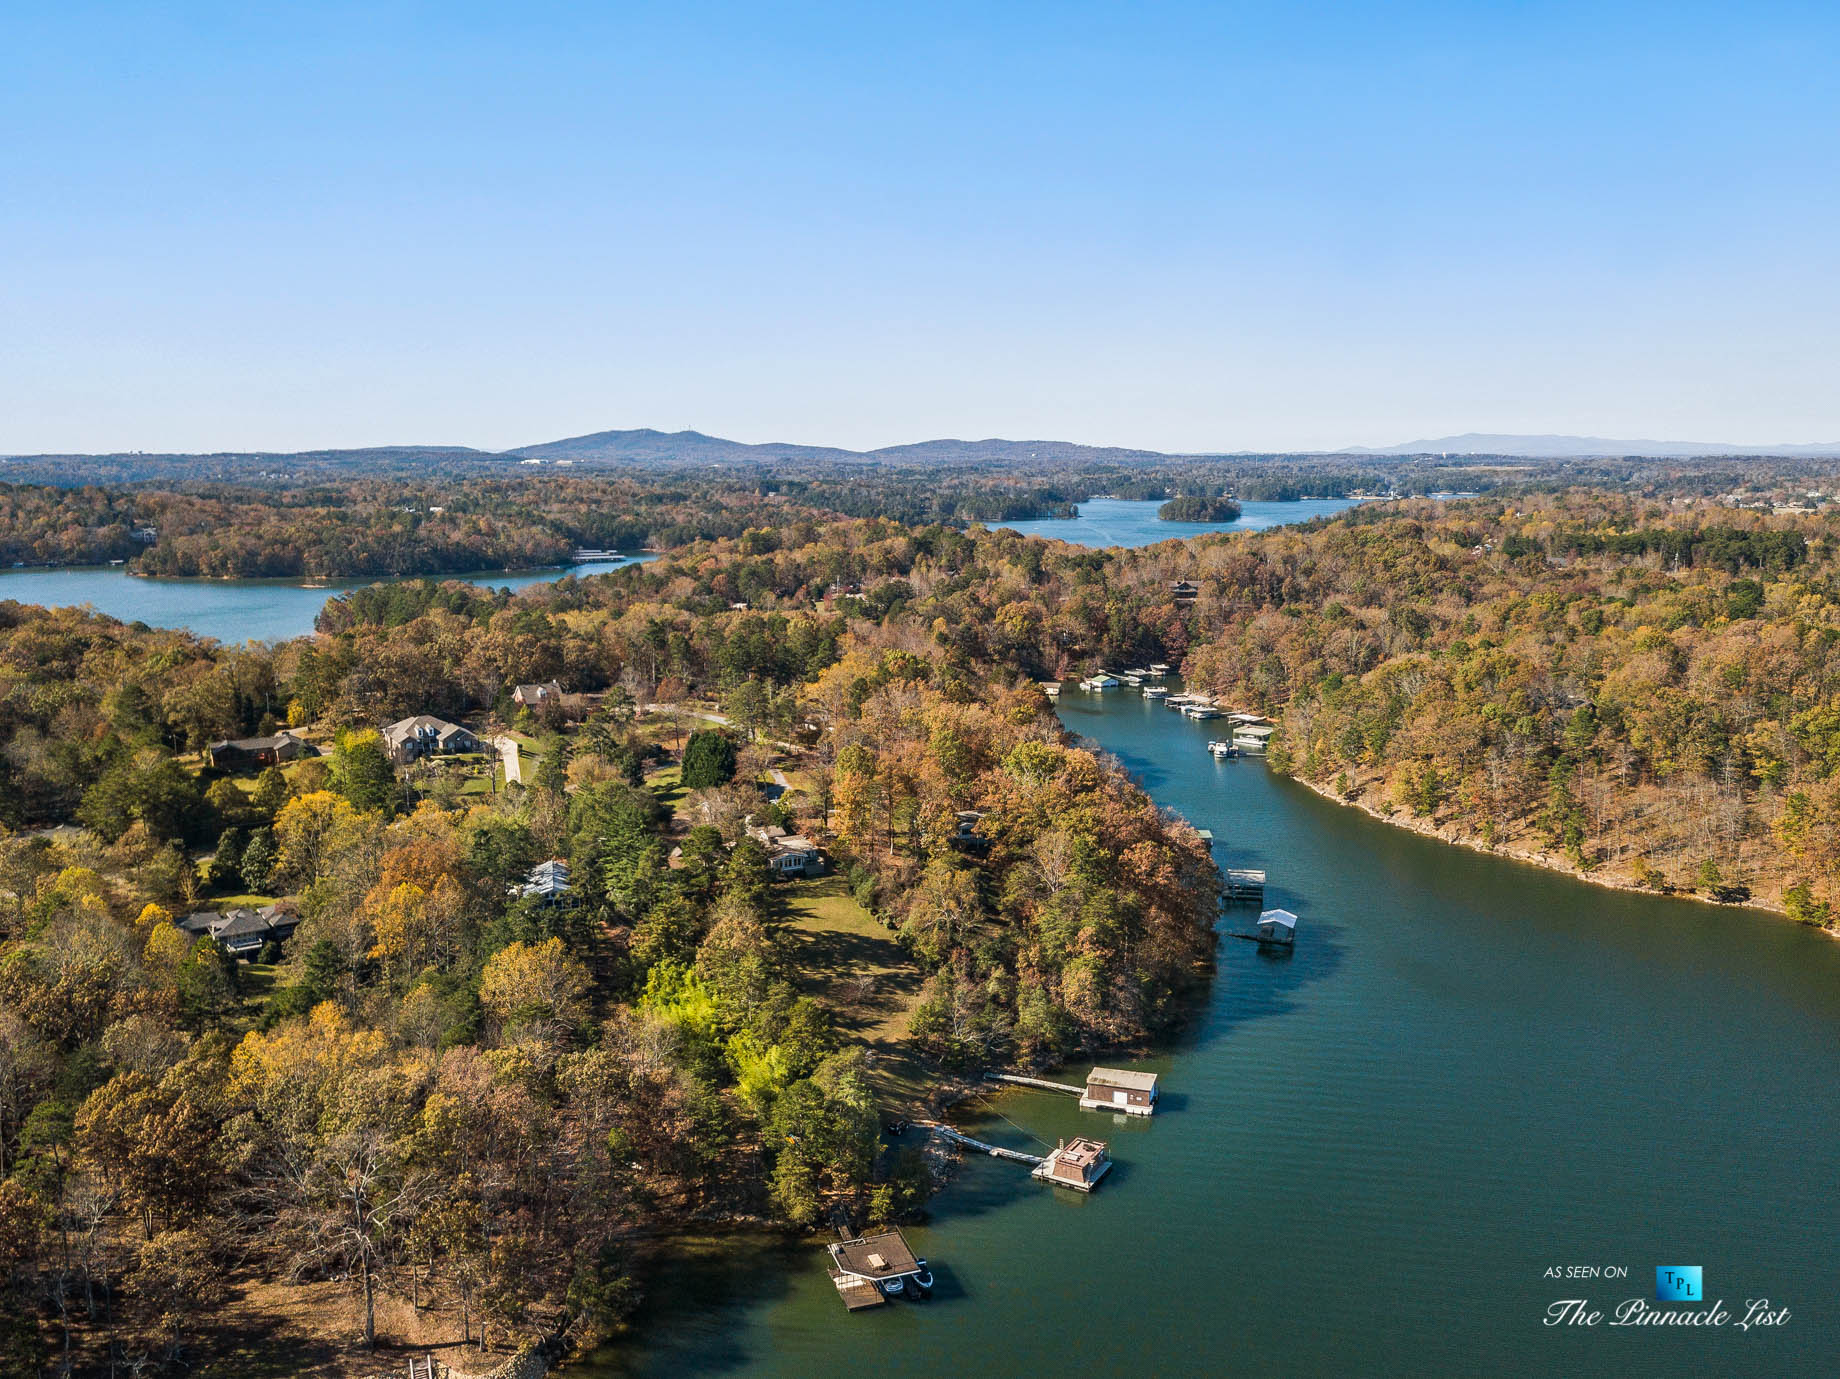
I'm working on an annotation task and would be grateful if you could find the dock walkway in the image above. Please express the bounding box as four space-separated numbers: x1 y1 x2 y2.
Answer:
984 1072 1083 1096
922 1121 1046 1166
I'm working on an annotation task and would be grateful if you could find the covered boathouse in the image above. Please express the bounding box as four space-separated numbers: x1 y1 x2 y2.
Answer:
1033 1136 1113 1192
827 1228 925 1310
1081 1066 1159 1116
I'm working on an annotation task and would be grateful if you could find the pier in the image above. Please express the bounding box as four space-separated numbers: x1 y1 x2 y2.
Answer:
923 1121 1046 1165
984 1072 1084 1096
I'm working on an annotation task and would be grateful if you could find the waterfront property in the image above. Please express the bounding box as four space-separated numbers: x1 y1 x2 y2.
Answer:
1082 1067 1159 1116
382 714 483 763
1032 1136 1113 1192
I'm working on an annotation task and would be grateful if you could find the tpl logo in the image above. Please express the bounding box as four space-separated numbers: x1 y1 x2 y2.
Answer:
1656 1266 1703 1302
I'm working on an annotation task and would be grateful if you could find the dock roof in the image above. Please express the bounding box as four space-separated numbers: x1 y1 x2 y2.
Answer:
829 1229 920 1280
1087 1066 1159 1092
1260 908 1298 929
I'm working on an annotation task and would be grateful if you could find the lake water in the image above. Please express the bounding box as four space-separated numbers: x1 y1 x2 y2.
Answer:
995 496 1361 547
592 683 1840 1377
0 557 651 643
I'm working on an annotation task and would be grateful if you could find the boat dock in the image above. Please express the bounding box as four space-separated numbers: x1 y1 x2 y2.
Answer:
1032 1136 1113 1192
1224 867 1266 902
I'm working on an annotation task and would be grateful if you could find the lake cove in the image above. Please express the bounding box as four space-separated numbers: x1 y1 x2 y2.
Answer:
0 556 653 643
586 681 1840 1378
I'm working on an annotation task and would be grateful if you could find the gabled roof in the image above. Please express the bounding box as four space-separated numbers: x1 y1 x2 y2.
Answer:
1088 1066 1159 1092
1259 908 1298 929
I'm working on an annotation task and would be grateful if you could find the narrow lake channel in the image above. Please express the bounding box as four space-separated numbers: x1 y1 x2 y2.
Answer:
591 681 1840 1377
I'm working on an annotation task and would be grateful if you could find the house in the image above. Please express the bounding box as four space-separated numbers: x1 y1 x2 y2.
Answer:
177 904 299 961
207 732 315 773
747 823 824 876
512 680 563 708
1171 579 1200 604
949 810 990 854
517 859 573 905
1033 1136 1113 1192
1081 1066 1159 1116
382 715 482 764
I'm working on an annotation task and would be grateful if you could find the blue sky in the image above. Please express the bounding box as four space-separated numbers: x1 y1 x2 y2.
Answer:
3 2 1837 454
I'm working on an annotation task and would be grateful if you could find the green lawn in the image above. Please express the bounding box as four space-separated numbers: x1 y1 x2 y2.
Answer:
648 763 688 814
780 876 931 1112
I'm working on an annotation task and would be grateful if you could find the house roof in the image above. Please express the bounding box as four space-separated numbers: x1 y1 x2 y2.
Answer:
1259 908 1298 929
384 715 475 743
829 1230 919 1280
1088 1066 1159 1092
209 734 301 752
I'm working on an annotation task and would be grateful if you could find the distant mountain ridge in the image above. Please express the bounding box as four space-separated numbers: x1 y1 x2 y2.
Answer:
10 427 1840 480
506 427 1178 466
1342 432 1840 459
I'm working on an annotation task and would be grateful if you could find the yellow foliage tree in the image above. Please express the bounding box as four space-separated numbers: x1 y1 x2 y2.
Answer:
478 938 590 1035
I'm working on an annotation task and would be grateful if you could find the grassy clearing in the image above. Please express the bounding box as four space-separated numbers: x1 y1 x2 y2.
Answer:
780 876 931 1112
648 763 688 815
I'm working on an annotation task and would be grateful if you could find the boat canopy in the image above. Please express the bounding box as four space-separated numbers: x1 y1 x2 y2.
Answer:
1259 908 1298 929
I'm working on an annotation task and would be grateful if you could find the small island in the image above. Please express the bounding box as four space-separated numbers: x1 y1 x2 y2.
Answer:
1158 495 1242 522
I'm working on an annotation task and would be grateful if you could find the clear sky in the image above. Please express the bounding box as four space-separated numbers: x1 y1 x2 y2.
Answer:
3 1 1838 455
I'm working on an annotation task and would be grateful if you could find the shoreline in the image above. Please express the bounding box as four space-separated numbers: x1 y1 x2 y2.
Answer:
1280 768 1840 933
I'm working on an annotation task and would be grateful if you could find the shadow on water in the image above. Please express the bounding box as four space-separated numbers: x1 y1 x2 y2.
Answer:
1171 914 1346 1056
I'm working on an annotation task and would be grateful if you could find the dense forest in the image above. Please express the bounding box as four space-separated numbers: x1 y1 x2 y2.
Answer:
10 473 1840 1372
0 512 1217 1374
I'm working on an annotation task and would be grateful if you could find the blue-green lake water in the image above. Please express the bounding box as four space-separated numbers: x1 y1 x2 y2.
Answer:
592 683 1840 1378
0 557 651 643
995 496 1361 547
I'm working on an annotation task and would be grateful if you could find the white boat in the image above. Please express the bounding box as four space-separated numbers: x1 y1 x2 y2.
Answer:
1233 724 1276 751
1143 686 1168 699
1185 705 1222 719
1148 663 1170 675
880 1276 906 1297
1122 674 1143 686
912 1259 935 1293
1208 740 1237 757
